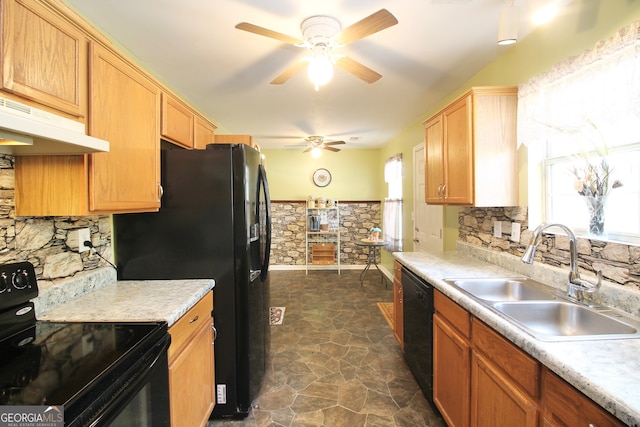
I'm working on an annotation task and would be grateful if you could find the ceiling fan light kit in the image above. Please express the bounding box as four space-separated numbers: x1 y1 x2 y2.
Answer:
306 42 335 90
235 9 398 90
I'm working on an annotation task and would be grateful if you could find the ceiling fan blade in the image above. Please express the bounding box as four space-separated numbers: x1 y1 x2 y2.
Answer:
335 9 398 45
235 22 303 45
323 141 346 146
335 57 381 84
302 147 312 153
323 146 341 152
271 60 307 84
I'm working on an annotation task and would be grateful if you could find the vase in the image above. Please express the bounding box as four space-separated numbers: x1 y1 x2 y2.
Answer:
584 195 607 237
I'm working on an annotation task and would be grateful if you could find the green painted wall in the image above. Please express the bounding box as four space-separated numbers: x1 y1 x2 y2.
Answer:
379 0 640 270
259 1 640 273
261 148 382 201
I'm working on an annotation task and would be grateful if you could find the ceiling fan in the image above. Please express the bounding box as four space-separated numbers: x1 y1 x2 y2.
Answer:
287 135 346 154
235 9 398 89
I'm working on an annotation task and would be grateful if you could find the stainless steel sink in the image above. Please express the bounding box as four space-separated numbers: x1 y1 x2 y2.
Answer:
492 301 640 341
445 278 556 302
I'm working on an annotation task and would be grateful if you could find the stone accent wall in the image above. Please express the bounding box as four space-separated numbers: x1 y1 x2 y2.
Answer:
458 206 640 289
270 201 382 266
0 155 113 280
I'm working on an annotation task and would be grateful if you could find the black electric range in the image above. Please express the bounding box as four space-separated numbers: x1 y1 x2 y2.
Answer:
0 262 171 427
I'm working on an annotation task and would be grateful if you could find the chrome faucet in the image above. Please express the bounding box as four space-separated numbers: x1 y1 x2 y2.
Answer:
521 223 602 302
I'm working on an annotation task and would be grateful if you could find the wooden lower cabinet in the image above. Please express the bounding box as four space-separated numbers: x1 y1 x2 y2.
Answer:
433 313 470 427
541 368 624 427
471 352 538 427
433 290 624 427
393 260 404 349
168 292 215 427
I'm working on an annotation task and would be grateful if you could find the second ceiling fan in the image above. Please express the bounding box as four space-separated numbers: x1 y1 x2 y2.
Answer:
235 9 398 90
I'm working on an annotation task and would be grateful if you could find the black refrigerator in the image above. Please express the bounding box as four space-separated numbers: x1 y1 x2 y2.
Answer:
112 143 271 419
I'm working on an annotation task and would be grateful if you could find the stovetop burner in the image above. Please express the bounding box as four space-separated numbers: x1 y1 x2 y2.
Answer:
0 260 170 424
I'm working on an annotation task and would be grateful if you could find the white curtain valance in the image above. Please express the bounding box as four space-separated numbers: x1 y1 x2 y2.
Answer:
517 20 640 150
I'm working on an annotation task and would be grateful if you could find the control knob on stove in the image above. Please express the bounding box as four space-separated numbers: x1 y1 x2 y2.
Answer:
12 269 29 290
0 272 7 293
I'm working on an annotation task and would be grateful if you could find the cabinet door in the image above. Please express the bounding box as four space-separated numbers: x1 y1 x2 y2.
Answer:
443 95 473 205
1 0 87 117
541 368 624 427
161 92 194 149
424 115 445 204
169 319 215 427
470 352 538 427
88 43 161 212
194 116 216 149
433 313 470 427
393 276 403 349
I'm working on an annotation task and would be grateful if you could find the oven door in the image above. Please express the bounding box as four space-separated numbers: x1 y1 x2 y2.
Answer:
105 337 170 427
68 333 171 427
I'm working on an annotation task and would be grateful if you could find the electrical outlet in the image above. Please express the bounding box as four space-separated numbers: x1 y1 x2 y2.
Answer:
67 228 91 252
511 222 521 243
493 221 502 238
78 228 91 252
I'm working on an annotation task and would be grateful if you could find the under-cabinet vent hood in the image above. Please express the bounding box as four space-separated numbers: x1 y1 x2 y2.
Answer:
0 97 109 155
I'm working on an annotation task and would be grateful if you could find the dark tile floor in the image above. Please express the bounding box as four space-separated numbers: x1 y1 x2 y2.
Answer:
208 269 445 427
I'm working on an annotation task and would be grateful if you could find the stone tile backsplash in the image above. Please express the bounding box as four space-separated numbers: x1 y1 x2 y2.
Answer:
458 206 640 290
0 155 113 282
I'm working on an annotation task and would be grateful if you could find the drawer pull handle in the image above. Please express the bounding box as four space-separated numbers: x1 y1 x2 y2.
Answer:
212 324 217 342
189 315 199 324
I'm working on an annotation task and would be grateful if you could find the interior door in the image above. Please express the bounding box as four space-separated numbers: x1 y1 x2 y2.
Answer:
413 144 444 253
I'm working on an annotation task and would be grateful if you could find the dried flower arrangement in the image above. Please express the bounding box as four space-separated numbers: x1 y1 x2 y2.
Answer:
570 158 623 198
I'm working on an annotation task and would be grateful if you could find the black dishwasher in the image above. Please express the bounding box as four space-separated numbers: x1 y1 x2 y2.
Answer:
402 266 436 406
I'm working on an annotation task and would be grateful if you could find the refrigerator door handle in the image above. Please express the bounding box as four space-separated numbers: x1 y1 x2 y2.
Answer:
257 164 272 281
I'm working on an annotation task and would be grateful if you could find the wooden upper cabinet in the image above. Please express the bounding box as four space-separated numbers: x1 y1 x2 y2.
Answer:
1 0 87 118
161 92 194 149
88 42 161 213
424 114 445 204
16 42 162 216
423 86 518 207
194 114 216 149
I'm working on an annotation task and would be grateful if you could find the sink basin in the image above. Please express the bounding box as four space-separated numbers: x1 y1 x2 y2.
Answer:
446 278 556 302
492 301 640 341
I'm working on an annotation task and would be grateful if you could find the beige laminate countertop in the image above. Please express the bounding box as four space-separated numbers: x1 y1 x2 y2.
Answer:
394 250 640 426
39 279 215 327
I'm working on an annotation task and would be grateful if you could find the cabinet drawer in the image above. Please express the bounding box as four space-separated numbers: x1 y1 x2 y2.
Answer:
472 319 540 398
434 290 471 338
168 291 213 361
393 260 402 278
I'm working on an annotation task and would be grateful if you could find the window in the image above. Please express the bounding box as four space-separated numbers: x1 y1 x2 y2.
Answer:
518 20 640 245
383 154 403 251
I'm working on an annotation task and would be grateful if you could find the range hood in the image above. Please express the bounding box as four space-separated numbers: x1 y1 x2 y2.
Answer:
0 97 109 155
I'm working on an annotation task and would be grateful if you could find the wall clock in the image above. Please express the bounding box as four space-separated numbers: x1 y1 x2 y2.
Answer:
313 168 331 187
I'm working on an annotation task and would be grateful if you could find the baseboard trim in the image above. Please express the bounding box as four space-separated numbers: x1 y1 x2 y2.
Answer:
270 264 393 282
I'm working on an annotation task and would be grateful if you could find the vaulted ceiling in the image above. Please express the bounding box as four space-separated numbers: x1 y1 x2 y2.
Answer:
63 0 543 150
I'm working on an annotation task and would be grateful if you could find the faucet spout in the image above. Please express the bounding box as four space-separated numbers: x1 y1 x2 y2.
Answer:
521 223 602 302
